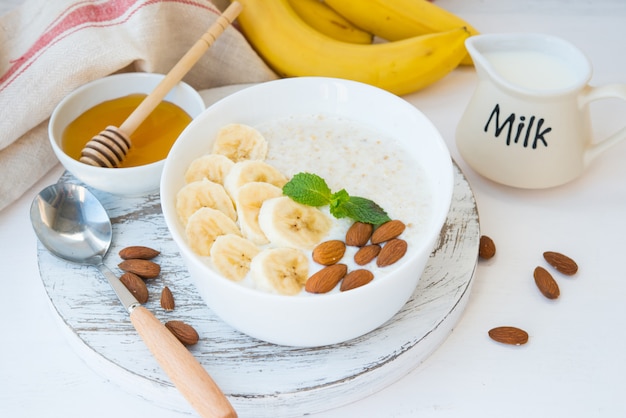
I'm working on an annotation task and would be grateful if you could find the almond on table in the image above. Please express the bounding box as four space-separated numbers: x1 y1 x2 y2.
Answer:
165 320 200 346
488 326 529 346
478 235 496 259
119 272 149 304
543 251 578 275
118 259 161 279
533 266 560 299
160 286 176 311
119 245 160 260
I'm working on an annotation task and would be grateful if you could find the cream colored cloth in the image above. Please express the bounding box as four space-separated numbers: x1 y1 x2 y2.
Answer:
0 0 277 211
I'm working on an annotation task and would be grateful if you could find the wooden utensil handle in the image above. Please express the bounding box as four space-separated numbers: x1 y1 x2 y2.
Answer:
130 306 237 418
119 1 243 136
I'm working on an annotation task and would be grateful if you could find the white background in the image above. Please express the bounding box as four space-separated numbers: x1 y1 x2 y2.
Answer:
2 1 626 417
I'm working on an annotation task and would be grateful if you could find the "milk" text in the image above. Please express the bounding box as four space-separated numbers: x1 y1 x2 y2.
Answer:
484 104 551 149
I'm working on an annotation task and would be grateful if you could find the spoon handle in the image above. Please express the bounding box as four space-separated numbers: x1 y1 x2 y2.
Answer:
130 306 237 418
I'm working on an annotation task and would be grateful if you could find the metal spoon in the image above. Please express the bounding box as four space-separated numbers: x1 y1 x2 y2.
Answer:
30 182 237 418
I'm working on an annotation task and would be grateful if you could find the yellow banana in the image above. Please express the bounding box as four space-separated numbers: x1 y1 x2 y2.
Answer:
233 0 470 95
288 0 373 44
323 0 479 65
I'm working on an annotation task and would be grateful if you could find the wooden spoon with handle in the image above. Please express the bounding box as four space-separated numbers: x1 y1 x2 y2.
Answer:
80 1 242 168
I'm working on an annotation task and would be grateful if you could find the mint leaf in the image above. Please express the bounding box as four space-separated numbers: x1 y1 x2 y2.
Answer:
282 172 332 207
329 189 350 214
283 172 392 225
333 195 391 225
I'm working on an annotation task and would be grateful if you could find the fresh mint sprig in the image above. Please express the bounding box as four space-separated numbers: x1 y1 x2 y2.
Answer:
282 172 391 226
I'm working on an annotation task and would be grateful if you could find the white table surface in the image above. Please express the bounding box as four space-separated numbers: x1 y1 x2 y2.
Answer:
2 1 626 417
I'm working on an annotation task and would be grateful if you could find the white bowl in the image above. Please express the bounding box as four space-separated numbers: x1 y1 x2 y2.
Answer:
49 73 205 196
161 77 453 347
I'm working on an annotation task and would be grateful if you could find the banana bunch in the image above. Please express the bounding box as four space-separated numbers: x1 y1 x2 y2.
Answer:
176 123 332 295
322 0 479 65
232 0 477 95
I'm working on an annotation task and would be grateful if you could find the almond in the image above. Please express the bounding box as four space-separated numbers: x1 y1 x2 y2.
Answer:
533 266 560 299
345 222 373 247
165 320 199 346
371 220 406 244
479 235 496 259
305 264 348 293
354 244 381 265
160 286 175 311
119 245 160 260
118 259 160 279
543 251 578 275
376 238 407 267
340 269 374 291
312 240 346 265
488 326 529 345
119 272 149 304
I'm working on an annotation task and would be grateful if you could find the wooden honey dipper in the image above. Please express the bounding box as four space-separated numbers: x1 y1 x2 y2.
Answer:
80 1 242 168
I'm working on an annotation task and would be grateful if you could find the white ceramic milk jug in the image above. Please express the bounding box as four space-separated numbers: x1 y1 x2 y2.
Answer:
456 33 626 189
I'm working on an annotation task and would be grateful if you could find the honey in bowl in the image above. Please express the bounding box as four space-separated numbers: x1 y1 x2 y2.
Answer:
62 94 192 167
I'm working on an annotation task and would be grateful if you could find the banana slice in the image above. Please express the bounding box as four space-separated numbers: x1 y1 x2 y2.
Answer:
258 196 332 250
210 234 260 281
223 160 288 201
176 179 237 225
184 153 235 184
212 123 268 162
185 207 241 256
235 182 284 245
250 247 309 295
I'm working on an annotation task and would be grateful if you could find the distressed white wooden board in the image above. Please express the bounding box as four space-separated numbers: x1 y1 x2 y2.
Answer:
37 161 479 418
